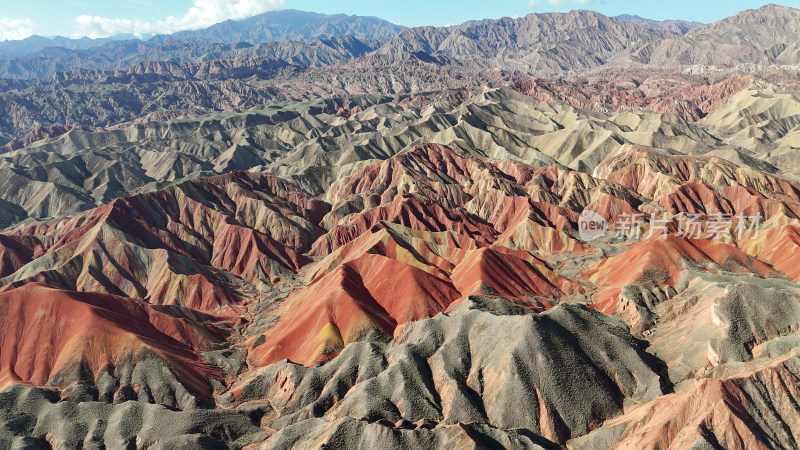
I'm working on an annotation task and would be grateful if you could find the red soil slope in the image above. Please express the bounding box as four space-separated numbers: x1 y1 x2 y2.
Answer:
0 283 224 395
250 253 461 366
0 171 324 311
586 235 779 313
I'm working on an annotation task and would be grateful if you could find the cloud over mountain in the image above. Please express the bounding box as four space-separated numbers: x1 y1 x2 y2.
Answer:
529 0 596 10
0 18 34 41
74 0 285 38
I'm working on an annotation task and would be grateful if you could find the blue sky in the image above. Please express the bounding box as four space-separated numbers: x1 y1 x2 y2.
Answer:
1 0 799 41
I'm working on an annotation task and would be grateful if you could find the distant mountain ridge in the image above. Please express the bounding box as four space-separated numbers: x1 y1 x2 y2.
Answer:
0 35 380 80
626 4 800 67
0 9 668 79
375 10 667 75
2 5 800 82
615 14 703 34
0 9 405 58
161 9 405 45
0 34 136 57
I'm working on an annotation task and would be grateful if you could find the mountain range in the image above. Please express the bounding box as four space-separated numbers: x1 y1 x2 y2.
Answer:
0 5 795 82
0 9 404 59
2 3 800 449
615 14 704 34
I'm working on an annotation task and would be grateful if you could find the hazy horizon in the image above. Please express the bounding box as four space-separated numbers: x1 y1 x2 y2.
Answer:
2 0 799 42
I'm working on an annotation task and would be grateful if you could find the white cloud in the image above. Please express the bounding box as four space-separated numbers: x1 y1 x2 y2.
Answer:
0 18 34 41
528 0 595 10
74 0 285 39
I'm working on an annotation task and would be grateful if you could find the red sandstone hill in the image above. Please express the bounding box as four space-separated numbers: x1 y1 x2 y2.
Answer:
0 283 227 406
0 171 327 311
